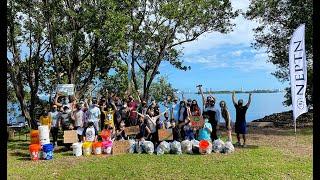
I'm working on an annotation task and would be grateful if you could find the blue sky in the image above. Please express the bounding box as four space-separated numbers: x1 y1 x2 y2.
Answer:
158 0 289 92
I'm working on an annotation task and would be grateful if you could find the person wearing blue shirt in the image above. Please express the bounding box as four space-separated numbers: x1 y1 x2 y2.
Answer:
198 115 212 141
170 97 180 122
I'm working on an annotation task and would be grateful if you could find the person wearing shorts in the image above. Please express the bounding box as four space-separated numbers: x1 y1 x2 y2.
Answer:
220 101 232 142
232 92 252 147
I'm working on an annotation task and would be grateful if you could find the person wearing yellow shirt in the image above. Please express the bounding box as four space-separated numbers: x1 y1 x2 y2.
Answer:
39 110 52 130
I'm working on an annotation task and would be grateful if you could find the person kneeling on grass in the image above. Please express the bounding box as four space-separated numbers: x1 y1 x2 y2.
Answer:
184 120 195 140
115 120 127 140
198 115 212 142
135 117 151 149
82 121 98 142
101 124 115 142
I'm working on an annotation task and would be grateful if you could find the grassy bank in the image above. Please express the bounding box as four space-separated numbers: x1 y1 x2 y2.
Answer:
7 128 312 179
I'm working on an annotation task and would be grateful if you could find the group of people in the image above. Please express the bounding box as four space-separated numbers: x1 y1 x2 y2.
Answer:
38 85 252 149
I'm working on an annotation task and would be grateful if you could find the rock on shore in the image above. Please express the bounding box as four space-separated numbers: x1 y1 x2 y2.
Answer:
251 110 313 128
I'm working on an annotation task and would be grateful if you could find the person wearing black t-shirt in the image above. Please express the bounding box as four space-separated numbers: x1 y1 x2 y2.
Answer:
232 92 252 147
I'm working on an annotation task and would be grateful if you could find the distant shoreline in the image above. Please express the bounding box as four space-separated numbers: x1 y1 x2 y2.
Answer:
195 91 285 94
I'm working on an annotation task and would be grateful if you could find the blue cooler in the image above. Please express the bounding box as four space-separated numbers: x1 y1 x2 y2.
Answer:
42 144 54 160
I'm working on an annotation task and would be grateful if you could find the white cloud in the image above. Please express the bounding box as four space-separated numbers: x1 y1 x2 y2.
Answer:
180 0 259 56
232 50 243 56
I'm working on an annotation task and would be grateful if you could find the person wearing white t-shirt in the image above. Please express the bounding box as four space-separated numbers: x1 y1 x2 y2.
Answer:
88 99 101 131
82 122 98 142
49 104 60 147
72 103 84 142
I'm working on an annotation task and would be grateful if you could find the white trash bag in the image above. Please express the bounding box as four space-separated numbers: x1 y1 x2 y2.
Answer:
222 141 235 154
181 140 193 154
129 139 136 154
135 141 143 154
142 141 154 154
170 141 182 155
156 141 170 155
213 138 225 153
191 139 200 154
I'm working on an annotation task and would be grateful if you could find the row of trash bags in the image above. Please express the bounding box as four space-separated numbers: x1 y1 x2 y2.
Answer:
128 138 235 155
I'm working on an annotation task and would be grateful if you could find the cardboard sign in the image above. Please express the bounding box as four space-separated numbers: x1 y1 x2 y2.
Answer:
56 84 75 96
112 140 131 155
190 116 205 128
158 129 173 141
124 126 140 135
63 130 78 143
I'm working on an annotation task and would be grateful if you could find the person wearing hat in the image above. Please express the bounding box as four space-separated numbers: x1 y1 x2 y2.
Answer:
49 104 61 147
198 86 220 141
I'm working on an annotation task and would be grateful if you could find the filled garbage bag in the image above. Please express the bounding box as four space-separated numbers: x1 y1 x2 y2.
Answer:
181 140 193 154
129 139 136 154
142 141 154 154
191 139 200 154
213 138 225 153
199 140 212 155
156 141 170 155
135 141 143 154
222 141 235 154
170 141 182 155
156 146 164 155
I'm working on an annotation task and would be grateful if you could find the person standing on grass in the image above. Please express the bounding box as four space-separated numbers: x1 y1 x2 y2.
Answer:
198 85 220 141
87 99 101 131
72 103 84 142
49 105 60 147
219 101 232 142
232 92 252 147
127 94 139 126
170 97 180 123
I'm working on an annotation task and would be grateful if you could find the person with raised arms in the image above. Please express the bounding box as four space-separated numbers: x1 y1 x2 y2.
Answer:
232 92 252 147
198 85 220 141
134 107 168 146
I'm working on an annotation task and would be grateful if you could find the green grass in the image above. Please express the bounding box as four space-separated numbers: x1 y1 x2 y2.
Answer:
7 128 312 180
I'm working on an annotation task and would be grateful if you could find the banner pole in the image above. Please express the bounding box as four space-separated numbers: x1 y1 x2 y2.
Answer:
294 119 297 134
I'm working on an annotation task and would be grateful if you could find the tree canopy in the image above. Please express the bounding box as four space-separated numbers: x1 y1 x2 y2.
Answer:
245 0 313 107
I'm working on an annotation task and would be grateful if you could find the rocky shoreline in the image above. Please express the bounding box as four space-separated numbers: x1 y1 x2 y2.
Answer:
251 110 313 128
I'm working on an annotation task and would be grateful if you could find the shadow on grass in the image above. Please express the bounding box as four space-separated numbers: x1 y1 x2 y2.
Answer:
234 144 259 149
7 141 30 151
10 151 31 161
247 127 312 136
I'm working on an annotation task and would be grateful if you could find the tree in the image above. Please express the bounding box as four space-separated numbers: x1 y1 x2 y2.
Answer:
43 0 128 99
99 61 176 102
7 0 50 128
149 76 176 102
245 0 313 107
120 0 238 100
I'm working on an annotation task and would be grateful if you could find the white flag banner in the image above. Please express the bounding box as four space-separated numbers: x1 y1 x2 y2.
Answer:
289 24 308 122
56 84 75 96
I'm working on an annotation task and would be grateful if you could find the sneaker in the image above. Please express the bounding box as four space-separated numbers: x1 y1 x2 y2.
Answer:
242 143 247 148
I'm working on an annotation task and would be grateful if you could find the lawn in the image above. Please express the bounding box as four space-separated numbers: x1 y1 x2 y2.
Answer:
7 128 312 179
